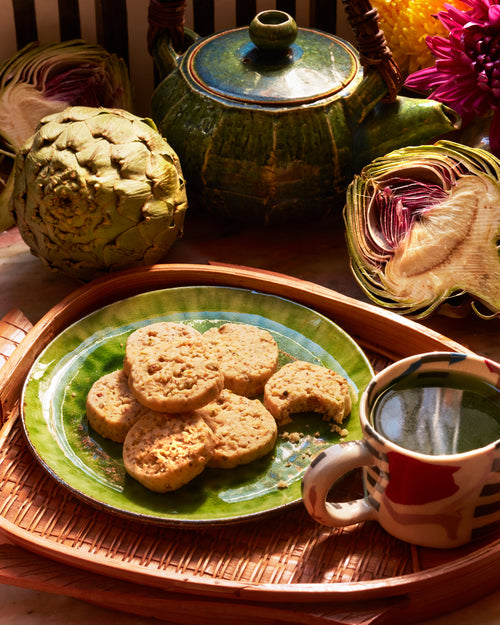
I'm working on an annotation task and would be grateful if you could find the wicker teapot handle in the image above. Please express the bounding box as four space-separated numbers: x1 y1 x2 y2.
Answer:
342 0 402 101
147 0 402 101
147 0 187 53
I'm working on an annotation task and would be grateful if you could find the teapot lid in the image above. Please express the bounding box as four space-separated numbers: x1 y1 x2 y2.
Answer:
186 11 360 106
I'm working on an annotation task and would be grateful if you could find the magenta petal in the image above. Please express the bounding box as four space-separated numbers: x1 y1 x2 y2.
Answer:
432 79 491 113
435 57 471 73
459 91 491 115
405 67 447 91
488 5 500 24
439 7 471 30
426 35 456 57
465 0 493 21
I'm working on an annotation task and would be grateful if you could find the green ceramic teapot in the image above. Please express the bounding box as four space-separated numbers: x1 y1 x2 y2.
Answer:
149 4 460 225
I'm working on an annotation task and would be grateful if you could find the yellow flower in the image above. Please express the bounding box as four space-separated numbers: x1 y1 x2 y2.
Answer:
371 0 469 74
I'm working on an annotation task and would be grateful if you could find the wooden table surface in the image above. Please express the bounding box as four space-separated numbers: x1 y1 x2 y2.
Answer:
0 209 499 625
2 210 499 360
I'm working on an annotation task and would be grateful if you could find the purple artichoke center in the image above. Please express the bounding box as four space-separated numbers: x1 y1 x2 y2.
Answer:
44 64 125 107
374 178 448 250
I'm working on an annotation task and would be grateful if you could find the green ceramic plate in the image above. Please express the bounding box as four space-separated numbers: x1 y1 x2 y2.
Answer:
21 286 373 526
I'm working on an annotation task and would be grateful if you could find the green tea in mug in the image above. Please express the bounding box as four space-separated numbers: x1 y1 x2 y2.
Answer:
371 371 500 455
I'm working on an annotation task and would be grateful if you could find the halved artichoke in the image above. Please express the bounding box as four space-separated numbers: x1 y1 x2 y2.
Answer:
343 141 500 319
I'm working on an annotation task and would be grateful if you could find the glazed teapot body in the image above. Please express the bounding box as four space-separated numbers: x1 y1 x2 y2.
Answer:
150 9 459 225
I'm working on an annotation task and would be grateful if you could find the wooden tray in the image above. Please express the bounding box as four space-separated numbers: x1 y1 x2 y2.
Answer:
0 263 499 625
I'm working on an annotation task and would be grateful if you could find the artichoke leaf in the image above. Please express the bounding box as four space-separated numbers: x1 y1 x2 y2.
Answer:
110 142 150 179
0 168 15 230
76 139 113 173
344 141 500 318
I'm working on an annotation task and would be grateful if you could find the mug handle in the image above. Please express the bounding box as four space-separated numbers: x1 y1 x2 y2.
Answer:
302 440 378 527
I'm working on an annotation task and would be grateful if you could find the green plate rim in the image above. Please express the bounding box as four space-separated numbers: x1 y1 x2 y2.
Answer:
20 285 373 527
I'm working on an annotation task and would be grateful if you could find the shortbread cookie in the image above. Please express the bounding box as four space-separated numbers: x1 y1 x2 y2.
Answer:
86 369 148 443
203 323 279 397
124 321 200 375
263 360 351 431
123 411 217 492
127 336 224 412
198 389 278 469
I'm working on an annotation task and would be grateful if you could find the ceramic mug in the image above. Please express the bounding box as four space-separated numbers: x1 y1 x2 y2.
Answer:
302 352 500 548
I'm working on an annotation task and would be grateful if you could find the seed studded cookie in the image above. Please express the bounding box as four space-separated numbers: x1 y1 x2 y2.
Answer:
198 389 278 469
127 336 224 412
124 321 200 375
123 411 217 492
86 369 148 443
202 323 279 397
263 360 352 431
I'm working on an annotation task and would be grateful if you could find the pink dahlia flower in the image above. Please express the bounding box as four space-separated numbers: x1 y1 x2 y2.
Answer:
405 0 500 155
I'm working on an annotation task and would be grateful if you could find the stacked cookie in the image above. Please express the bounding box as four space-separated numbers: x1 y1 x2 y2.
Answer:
86 322 280 492
86 320 352 494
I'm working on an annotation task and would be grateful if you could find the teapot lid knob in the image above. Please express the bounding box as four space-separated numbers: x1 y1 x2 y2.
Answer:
185 11 359 106
248 11 298 53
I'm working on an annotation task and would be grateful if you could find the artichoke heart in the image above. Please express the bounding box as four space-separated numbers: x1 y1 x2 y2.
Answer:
344 141 500 318
11 106 187 281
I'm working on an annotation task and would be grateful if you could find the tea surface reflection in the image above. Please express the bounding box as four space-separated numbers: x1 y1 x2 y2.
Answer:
372 372 500 455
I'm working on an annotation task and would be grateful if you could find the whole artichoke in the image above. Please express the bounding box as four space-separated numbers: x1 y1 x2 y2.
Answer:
0 40 134 231
11 106 187 281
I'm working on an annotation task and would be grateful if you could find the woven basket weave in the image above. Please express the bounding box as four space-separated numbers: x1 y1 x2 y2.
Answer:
0 265 498 625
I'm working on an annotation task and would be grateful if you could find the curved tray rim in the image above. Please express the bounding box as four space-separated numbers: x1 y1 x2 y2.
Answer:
0 508 499 603
0 263 498 607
